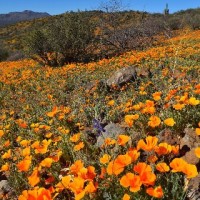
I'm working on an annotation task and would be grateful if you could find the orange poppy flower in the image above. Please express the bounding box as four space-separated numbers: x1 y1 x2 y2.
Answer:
173 103 185 110
57 176 71 190
154 143 172 156
70 133 81 143
148 116 161 128
20 139 31 147
127 149 140 162
40 158 54 168
137 136 158 151
104 138 116 146
18 122 28 129
31 139 51 154
170 158 187 172
17 156 32 172
107 100 115 106
145 100 155 107
140 171 156 186
117 135 130 146
99 167 106 179
125 114 139 127
122 194 130 200
120 173 142 192
132 102 144 110
0 163 9 172
2 149 11 159
100 154 111 164
21 147 31 157
69 177 85 195
107 154 132 175
74 190 85 200
84 181 97 193
195 147 200 158
46 106 59 117
142 106 156 114
133 162 152 175
171 145 179 155
152 92 162 101
79 166 96 181
182 163 198 179
156 162 170 172
0 130 5 137
195 128 200 135
74 142 84 151
28 167 40 187
188 97 199 106
164 118 176 126
18 187 52 200
70 160 84 175
146 186 163 198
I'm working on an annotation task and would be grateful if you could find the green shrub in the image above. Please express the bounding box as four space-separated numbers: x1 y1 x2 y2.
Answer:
24 11 96 66
0 44 9 61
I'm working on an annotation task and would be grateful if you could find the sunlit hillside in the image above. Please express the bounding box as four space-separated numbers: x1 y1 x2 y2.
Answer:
0 29 200 200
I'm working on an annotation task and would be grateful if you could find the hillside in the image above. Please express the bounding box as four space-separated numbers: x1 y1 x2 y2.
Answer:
0 8 200 62
0 10 50 27
0 28 200 199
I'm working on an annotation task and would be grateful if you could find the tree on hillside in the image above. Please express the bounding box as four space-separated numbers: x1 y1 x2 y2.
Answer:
97 0 164 57
25 30 53 65
25 11 95 66
0 43 9 61
48 11 95 64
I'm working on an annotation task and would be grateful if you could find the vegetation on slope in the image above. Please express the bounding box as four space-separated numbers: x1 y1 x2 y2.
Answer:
0 7 200 63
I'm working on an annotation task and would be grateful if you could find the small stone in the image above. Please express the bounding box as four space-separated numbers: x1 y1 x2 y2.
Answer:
96 123 125 147
0 180 10 196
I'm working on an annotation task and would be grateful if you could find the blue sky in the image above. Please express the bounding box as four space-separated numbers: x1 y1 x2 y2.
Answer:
0 0 199 15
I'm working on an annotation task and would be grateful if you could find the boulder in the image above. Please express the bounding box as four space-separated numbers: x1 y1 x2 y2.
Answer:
106 66 137 87
0 180 10 197
96 123 125 147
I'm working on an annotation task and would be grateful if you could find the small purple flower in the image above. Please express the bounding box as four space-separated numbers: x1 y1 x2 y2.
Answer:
93 119 105 134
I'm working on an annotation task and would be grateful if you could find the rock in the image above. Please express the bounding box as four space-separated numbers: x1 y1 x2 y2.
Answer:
188 173 200 190
186 188 200 200
180 128 200 150
179 128 200 165
96 123 125 147
186 174 200 200
179 128 200 199
182 148 200 165
0 180 10 197
158 129 179 145
106 66 137 87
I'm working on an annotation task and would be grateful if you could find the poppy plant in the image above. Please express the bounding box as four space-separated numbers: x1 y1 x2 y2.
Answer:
107 154 132 175
137 136 158 151
146 186 163 198
164 118 176 126
148 116 161 128
117 135 131 146
120 173 142 192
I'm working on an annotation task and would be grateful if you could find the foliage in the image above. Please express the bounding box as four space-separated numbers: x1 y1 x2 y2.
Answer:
25 11 95 66
0 44 9 61
1 8 200 63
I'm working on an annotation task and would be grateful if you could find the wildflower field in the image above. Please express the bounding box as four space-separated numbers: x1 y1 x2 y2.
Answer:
0 29 200 200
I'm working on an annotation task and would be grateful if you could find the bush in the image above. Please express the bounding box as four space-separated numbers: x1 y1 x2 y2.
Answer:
25 11 96 66
24 29 53 65
0 45 9 61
